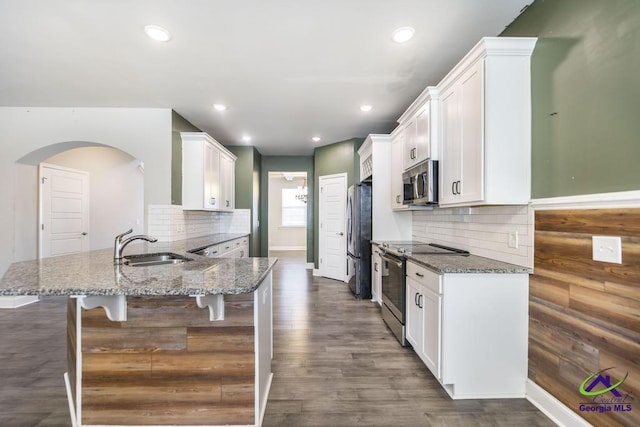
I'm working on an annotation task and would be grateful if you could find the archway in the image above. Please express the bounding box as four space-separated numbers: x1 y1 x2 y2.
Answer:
13 141 145 262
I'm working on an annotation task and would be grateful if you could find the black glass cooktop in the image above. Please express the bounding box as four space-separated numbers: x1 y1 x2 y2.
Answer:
382 242 469 256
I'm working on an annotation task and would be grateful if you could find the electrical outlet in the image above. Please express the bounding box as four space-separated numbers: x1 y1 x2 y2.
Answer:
508 231 519 249
592 236 622 264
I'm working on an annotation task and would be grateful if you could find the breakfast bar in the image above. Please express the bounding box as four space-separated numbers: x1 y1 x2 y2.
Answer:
0 237 277 427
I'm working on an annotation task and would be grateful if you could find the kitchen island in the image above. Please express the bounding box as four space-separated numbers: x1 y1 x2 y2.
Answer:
0 235 277 427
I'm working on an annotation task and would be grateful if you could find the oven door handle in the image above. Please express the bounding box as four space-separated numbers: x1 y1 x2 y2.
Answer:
380 254 403 269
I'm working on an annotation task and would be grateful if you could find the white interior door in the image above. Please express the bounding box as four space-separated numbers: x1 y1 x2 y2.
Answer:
319 173 347 281
39 163 90 258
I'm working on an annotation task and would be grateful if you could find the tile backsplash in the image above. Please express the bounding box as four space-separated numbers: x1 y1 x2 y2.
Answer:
148 205 251 241
412 205 533 268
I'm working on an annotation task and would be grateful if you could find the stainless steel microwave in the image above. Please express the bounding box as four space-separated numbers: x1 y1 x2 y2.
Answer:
402 160 438 205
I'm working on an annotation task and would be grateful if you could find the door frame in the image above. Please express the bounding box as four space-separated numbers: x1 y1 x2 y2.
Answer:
318 172 348 281
38 162 90 259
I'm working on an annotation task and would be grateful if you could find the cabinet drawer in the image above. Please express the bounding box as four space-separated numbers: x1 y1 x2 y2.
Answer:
407 261 441 294
219 241 235 255
204 244 220 257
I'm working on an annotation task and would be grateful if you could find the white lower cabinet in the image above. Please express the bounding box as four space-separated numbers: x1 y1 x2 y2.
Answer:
371 244 382 305
218 236 249 258
406 264 441 379
405 260 528 399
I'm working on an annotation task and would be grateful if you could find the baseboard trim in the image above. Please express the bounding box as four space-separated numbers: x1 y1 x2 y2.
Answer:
306 262 314 270
312 269 322 276
531 190 640 210
526 379 592 427
268 246 306 251
0 296 39 308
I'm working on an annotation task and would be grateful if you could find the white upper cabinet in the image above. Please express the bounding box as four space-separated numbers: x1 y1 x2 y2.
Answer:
390 132 408 211
181 132 237 211
357 138 373 182
398 87 439 171
437 37 537 207
219 152 235 210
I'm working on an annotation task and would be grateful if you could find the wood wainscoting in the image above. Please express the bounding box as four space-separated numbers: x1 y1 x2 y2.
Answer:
67 294 255 426
531 208 640 427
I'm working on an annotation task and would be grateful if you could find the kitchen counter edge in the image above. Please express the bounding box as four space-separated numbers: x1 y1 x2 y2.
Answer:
371 240 531 275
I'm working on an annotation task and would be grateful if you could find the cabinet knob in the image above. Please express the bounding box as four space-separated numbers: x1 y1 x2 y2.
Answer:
210 197 216 205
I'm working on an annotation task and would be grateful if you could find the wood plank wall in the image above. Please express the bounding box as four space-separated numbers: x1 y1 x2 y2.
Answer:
79 294 255 426
531 209 640 427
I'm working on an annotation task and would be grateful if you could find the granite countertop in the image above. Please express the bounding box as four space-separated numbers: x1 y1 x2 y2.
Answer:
0 233 277 297
371 240 531 274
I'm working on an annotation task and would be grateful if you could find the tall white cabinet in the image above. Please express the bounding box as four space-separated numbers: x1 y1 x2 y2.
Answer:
181 132 236 211
437 37 537 207
359 135 411 242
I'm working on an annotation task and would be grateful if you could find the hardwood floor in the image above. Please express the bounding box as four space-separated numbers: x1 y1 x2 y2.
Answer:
264 251 553 426
0 251 553 426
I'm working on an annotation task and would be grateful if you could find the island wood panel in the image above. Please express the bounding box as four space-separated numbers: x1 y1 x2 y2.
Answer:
80 295 256 426
531 209 640 427
66 298 77 415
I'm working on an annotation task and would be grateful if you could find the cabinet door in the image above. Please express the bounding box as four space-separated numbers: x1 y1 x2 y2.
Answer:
422 288 442 379
390 134 407 210
204 142 220 209
439 84 461 205
402 119 418 170
238 244 249 258
220 153 235 210
458 59 484 204
371 247 382 304
415 105 430 163
405 277 423 350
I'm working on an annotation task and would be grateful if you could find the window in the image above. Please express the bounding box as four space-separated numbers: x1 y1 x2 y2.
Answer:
281 188 307 227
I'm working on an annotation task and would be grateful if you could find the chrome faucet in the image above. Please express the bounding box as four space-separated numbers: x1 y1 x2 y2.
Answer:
113 228 158 265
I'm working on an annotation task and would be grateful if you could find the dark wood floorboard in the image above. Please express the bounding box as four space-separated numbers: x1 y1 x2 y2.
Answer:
0 251 554 426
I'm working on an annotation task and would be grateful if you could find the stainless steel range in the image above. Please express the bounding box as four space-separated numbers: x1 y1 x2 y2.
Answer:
379 242 469 346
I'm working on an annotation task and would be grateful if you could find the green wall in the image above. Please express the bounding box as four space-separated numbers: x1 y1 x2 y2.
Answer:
502 0 640 198
171 111 201 205
227 146 262 257
260 156 314 263
313 138 364 267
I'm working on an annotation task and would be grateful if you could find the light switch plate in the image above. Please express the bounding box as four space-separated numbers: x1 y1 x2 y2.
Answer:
592 236 622 264
508 231 519 249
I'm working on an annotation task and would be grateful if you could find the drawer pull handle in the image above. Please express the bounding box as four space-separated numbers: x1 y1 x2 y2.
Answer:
415 272 424 278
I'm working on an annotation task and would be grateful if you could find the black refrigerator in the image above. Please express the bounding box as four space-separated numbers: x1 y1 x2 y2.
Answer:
347 182 372 299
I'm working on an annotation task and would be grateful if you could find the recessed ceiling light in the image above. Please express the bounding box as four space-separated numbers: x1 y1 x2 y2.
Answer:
392 26 415 43
242 135 252 142
312 136 321 142
360 105 373 112
144 25 172 42
213 104 227 111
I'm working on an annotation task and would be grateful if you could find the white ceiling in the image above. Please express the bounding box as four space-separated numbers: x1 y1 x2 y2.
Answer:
0 0 531 155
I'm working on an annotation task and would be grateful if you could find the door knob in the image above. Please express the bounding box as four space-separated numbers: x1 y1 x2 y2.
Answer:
337 232 344 236
82 232 88 236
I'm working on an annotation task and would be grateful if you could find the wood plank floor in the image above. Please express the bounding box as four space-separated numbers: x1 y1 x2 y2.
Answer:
0 251 554 426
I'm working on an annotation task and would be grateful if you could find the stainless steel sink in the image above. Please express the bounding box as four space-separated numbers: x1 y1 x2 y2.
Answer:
123 252 193 267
